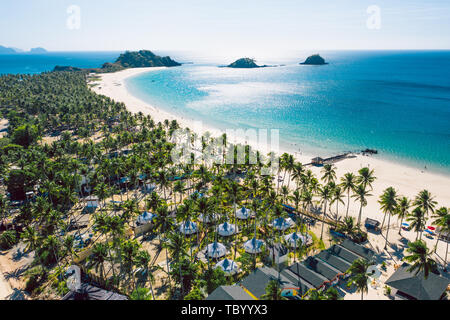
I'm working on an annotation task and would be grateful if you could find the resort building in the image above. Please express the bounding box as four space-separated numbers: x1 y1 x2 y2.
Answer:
205 285 253 300
385 263 450 300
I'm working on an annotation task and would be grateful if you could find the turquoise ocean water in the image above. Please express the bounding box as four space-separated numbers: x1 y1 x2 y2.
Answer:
1 51 449 174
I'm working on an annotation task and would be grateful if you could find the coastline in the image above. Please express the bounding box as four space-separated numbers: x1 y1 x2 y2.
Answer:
90 67 450 224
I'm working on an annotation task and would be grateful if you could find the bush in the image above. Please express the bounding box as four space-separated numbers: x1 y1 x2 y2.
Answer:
184 286 205 300
384 285 391 296
351 230 368 243
11 124 39 148
0 230 18 250
25 265 47 294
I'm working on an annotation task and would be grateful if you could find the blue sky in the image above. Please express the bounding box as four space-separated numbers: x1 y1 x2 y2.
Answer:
1 0 450 53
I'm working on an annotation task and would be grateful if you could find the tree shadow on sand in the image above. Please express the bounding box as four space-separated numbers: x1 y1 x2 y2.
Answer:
7 288 27 300
4 264 29 281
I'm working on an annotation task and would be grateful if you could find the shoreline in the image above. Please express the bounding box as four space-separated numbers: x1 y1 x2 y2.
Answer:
90 67 450 224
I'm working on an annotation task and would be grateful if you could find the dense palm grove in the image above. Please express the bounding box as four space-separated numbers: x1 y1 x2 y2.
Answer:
0 70 448 300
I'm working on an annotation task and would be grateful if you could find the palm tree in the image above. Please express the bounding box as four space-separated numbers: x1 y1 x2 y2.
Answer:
134 250 156 300
352 184 372 227
436 214 450 269
330 185 345 224
379 187 398 249
317 184 332 240
396 197 411 236
88 242 109 283
413 190 437 220
347 258 372 300
340 173 356 218
432 207 448 252
226 181 242 259
21 226 40 253
357 167 376 190
260 279 287 300
321 164 336 185
407 207 426 240
404 240 437 279
163 231 188 297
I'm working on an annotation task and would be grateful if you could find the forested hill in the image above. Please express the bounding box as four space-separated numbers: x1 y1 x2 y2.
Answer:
113 50 181 68
53 50 181 73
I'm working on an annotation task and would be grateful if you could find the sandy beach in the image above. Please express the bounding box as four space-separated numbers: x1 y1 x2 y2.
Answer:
91 67 450 224
91 68 450 283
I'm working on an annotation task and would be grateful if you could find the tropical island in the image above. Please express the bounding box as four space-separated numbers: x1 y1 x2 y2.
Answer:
0 51 449 302
53 50 181 74
300 54 328 65
225 58 277 69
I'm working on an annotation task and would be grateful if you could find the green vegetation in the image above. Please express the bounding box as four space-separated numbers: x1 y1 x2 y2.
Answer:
115 50 181 68
0 64 448 301
227 58 261 68
53 50 181 73
300 54 327 65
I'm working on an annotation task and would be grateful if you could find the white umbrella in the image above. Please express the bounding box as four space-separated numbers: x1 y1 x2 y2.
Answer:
214 258 240 276
236 207 252 220
198 213 217 224
272 217 294 231
244 238 264 254
179 221 198 235
205 242 227 259
218 222 238 237
136 211 157 225
284 232 312 248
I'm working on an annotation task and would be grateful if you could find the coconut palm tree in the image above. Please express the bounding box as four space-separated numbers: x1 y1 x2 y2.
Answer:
404 240 437 279
407 207 426 240
396 196 411 236
432 207 448 249
379 187 398 249
352 184 372 227
435 214 450 270
88 242 109 283
317 184 332 240
330 185 345 224
321 164 336 185
134 250 156 300
413 190 436 225
163 231 188 297
340 172 356 218
347 258 372 300
260 279 287 300
21 226 40 253
357 167 376 190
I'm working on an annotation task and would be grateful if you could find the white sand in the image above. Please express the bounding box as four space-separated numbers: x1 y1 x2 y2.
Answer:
0 272 12 300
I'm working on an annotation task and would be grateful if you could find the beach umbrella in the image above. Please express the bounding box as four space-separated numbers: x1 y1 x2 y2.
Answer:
284 232 312 248
205 242 227 259
424 229 434 235
236 207 252 220
402 223 409 227
427 226 436 231
136 211 157 225
244 238 264 254
198 213 217 224
272 217 294 231
218 222 238 237
179 220 198 235
214 258 240 276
